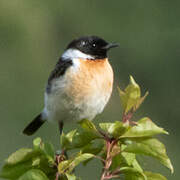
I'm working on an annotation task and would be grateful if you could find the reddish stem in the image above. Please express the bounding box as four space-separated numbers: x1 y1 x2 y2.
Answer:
100 109 136 179
100 139 119 180
54 150 66 180
122 110 134 123
55 172 59 180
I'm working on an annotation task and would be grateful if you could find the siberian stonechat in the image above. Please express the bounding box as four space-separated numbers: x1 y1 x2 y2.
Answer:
23 36 118 135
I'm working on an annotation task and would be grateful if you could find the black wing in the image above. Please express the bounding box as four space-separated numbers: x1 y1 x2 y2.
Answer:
46 58 72 93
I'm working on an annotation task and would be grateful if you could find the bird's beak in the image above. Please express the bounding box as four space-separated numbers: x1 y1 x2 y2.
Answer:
102 43 119 50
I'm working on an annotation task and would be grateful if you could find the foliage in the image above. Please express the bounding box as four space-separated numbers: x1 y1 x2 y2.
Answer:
0 76 173 180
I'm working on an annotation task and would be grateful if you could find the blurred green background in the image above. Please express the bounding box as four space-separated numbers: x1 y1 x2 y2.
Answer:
0 0 179 179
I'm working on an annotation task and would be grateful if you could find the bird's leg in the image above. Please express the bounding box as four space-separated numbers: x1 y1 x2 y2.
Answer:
58 121 64 135
55 121 67 179
57 121 68 157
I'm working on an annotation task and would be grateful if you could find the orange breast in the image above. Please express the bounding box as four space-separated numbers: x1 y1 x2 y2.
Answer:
65 58 113 105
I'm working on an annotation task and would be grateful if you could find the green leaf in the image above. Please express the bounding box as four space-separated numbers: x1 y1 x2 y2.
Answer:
118 76 141 113
121 152 136 166
123 138 174 173
32 157 41 166
61 130 77 149
78 119 98 133
144 171 167 180
66 173 77 180
121 117 168 138
33 137 43 149
33 138 55 164
58 153 94 174
0 142 56 179
43 142 55 161
111 153 126 171
111 150 143 172
61 127 99 150
81 140 103 155
0 148 46 179
6 148 33 165
121 167 147 180
111 151 137 171
99 122 112 132
71 153 94 168
18 169 49 180
58 159 73 174
0 160 35 179
120 145 143 172
0 138 56 180
134 91 149 111
71 130 99 148
132 159 143 173
125 174 144 180
99 121 128 138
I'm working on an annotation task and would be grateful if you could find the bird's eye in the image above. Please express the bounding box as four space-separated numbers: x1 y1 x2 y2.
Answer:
82 41 86 46
92 43 96 47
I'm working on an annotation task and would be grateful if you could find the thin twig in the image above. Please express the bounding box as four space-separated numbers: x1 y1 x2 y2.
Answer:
54 150 67 180
103 174 120 179
94 155 106 163
55 172 59 180
111 168 121 175
122 109 134 123
100 139 118 180
98 129 110 141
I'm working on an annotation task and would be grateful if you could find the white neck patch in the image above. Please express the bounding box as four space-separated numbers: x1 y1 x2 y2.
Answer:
62 49 94 60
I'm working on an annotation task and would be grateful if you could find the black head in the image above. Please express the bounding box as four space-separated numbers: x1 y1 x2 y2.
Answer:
66 36 118 59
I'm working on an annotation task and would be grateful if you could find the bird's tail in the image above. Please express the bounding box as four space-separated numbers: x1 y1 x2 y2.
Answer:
23 114 46 136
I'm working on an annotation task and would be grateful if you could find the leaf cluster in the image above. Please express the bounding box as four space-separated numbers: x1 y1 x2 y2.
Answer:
0 138 56 180
0 76 173 180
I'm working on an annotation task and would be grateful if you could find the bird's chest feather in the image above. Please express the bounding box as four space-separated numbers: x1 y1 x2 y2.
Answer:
65 58 113 115
45 58 113 121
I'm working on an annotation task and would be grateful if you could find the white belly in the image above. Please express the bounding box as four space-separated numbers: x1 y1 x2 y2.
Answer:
43 58 113 123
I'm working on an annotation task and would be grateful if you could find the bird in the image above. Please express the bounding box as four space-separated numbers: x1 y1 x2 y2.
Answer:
23 36 118 136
